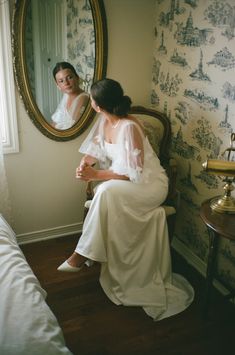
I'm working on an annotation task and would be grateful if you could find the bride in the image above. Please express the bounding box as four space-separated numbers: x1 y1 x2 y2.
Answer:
58 78 194 321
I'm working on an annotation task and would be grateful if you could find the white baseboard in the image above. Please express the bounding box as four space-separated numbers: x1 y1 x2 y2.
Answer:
17 222 83 245
172 236 230 297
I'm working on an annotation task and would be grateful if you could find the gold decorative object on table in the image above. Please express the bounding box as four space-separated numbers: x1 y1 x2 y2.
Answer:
202 133 235 214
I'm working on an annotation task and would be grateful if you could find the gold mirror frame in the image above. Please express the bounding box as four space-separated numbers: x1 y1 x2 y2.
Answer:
12 0 107 141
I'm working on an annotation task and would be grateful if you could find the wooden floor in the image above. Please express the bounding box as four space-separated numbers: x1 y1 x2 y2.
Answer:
20 235 235 355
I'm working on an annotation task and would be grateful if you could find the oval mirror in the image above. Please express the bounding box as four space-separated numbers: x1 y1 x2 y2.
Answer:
12 0 107 141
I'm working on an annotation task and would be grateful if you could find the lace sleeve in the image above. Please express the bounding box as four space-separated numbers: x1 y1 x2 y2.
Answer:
79 116 109 167
111 122 145 183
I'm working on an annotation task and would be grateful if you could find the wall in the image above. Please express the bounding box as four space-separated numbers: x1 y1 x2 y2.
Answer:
4 0 155 242
152 0 235 290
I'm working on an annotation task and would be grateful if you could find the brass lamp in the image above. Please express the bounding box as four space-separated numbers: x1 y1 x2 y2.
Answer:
202 133 235 214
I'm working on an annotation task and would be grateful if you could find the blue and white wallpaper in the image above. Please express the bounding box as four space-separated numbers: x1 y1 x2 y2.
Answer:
151 0 235 290
66 0 95 91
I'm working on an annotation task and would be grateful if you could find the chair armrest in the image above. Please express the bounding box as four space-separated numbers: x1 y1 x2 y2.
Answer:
85 163 96 200
86 181 94 200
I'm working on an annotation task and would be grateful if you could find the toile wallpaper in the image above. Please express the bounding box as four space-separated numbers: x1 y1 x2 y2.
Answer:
151 0 235 291
66 0 95 92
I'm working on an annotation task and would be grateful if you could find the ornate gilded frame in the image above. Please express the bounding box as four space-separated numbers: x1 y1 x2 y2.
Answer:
12 0 107 141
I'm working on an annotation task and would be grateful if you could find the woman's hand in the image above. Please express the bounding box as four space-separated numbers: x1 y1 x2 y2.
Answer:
76 154 129 182
78 160 88 171
76 165 97 181
79 155 96 170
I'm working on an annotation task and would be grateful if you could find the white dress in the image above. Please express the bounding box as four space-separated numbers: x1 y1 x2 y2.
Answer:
75 116 194 321
52 93 89 130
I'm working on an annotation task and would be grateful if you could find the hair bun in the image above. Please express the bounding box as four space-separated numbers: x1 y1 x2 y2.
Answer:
113 95 132 116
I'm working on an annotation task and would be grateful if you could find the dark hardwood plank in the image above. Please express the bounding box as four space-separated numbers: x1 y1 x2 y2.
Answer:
21 235 235 355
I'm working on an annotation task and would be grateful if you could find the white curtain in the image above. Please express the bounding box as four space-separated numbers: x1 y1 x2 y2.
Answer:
0 1 13 224
0 136 12 224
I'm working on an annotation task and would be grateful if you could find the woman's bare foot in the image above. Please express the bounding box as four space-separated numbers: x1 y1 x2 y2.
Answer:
67 252 87 268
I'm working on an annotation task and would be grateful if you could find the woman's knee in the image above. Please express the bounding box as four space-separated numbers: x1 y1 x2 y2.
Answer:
95 180 127 199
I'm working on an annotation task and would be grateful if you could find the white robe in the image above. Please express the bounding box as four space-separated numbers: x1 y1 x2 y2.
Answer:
52 92 89 130
76 116 194 320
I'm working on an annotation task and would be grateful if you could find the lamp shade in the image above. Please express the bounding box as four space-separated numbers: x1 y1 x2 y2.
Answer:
202 159 235 177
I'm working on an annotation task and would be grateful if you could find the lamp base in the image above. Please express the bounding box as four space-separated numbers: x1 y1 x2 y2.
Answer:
210 195 235 214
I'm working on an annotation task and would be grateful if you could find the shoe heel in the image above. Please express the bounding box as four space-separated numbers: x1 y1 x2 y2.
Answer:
85 260 94 267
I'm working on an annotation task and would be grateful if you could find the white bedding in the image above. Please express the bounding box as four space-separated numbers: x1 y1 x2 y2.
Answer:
0 214 73 355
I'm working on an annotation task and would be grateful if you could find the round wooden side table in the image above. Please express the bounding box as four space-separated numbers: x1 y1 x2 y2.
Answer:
200 197 235 317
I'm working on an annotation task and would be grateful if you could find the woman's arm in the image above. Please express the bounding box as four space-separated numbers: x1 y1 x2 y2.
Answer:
73 94 89 121
108 122 144 183
126 123 144 168
76 154 128 181
76 164 129 182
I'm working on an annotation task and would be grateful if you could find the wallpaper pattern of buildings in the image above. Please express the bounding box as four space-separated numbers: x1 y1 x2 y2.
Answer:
66 0 95 91
151 0 235 291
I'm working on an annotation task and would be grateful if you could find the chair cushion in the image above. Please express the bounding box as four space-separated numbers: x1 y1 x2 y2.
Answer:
84 200 92 209
162 205 176 216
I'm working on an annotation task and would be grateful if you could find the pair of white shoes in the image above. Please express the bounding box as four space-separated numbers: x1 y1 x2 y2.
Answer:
57 259 94 272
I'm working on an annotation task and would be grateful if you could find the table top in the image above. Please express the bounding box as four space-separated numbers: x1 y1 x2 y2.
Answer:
200 197 235 241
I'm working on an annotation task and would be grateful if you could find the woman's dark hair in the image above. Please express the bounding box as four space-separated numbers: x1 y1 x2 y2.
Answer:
90 78 132 117
53 62 78 80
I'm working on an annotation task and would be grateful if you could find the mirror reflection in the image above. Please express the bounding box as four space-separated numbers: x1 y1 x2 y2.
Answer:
52 62 90 130
25 0 94 129
13 0 107 140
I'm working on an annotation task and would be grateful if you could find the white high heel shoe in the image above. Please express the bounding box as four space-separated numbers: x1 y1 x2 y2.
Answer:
85 260 94 267
57 260 84 272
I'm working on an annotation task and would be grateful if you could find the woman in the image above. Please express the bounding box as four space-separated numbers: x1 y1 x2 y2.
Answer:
52 62 89 130
58 78 194 321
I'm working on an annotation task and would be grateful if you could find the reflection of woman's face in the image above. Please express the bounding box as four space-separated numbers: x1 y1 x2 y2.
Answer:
55 69 79 94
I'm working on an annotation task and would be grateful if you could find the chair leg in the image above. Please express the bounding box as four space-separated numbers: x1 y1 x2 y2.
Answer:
166 214 176 243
